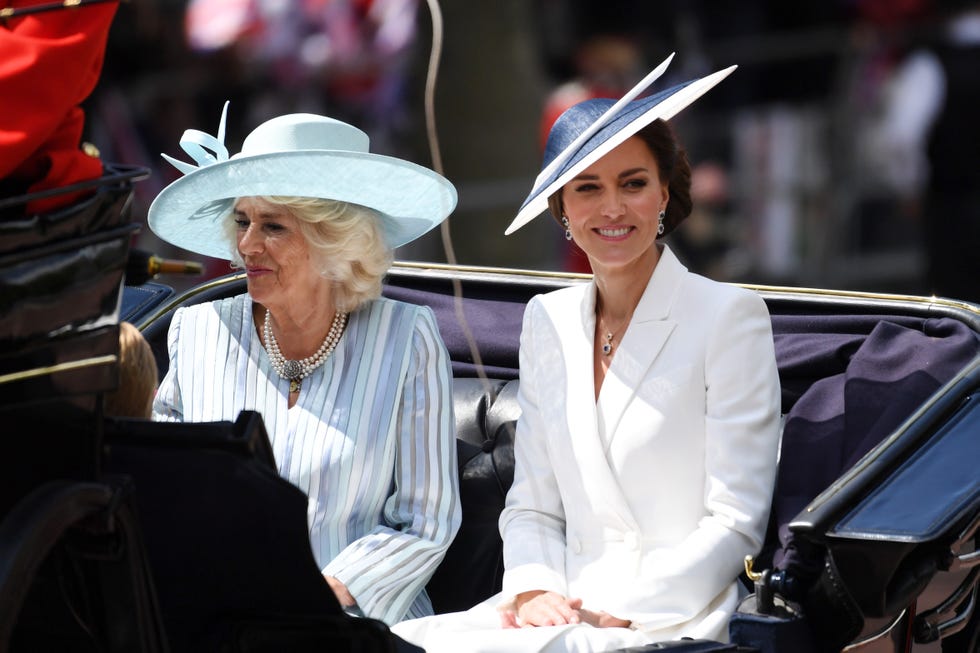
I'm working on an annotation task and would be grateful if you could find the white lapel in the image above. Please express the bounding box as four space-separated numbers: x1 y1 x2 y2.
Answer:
549 282 638 531
598 246 684 444
553 281 598 462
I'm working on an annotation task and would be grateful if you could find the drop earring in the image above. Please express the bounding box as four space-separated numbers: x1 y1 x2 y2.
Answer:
561 216 572 241
657 210 666 236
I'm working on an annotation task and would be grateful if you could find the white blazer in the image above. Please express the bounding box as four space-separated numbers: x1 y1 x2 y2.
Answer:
500 246 781 640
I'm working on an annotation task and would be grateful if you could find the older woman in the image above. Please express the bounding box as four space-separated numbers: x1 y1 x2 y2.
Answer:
393 55 781 652
147 107 461 626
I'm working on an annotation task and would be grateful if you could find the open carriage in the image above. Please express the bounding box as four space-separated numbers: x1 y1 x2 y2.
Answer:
1 164 977 652
2 0 979 647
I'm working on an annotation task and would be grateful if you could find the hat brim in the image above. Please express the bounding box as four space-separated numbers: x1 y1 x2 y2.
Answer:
148 150 457 259
505 65 736 235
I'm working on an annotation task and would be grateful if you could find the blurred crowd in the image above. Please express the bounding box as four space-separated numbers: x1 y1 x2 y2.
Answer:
33 0 979 299
531 0 979 300
80 0 424 286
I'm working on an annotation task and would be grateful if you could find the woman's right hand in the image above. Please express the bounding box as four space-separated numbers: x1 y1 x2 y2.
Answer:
323 575 356 608
577 608 632 629
500 590 584 628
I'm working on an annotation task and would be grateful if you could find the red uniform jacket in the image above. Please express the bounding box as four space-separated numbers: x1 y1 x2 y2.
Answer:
0 0 117 214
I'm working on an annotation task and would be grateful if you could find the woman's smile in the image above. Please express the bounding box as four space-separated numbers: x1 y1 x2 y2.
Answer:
594 225 634 239
561 136 668 273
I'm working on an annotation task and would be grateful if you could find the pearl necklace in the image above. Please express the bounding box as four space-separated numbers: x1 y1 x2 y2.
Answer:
264 308 348 393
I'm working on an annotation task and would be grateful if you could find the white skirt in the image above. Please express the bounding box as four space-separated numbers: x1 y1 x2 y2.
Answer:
392 585 735 653
391 595 657 653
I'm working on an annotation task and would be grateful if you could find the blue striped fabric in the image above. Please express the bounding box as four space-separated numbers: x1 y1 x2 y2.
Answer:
153 293 461 624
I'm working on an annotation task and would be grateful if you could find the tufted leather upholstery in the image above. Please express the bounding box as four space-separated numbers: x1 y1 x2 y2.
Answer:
425 377 520 614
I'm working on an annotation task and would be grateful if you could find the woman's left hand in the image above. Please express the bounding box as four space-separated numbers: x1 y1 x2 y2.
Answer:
578 608 632 629
324 574 356 608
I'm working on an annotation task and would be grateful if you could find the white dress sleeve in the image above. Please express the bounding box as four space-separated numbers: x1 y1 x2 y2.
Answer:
151 306 185 422
499 297 569 602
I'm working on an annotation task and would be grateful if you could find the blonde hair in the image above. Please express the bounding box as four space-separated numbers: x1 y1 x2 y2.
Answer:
105 322 159 418
224 196 393 312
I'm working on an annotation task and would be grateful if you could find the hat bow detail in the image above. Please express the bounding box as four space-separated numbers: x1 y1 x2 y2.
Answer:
161 101 230 176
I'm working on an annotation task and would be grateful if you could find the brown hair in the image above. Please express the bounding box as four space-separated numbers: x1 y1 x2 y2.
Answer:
105 322 159 418
546 118 693 238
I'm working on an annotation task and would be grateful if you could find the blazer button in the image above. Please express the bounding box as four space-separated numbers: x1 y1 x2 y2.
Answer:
623 532 639 551
569 536 582 554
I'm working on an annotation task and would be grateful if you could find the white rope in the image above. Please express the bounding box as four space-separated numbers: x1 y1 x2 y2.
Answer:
423 0 495 393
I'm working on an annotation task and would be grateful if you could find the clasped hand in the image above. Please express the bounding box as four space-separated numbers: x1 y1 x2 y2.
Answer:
324 574 356 608
499 590 631 630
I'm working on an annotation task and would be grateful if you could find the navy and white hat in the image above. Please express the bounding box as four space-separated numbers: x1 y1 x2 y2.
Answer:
506 54 736 235
148 103 458 260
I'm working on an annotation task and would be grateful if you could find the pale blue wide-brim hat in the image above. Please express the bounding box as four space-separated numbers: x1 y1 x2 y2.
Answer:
148 104 458 260
506 54 736 235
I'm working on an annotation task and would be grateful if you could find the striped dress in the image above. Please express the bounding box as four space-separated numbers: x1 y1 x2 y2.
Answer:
152 292 461 625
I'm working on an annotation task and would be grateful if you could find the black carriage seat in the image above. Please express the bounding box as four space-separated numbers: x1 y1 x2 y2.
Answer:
425 377 519 614
102 411 397 653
